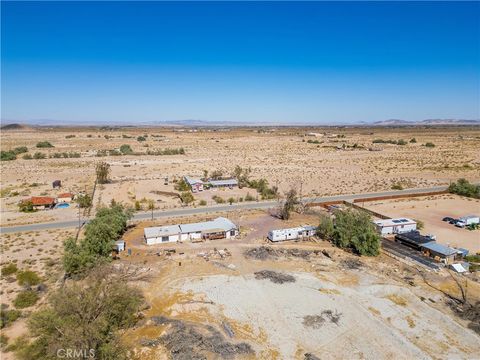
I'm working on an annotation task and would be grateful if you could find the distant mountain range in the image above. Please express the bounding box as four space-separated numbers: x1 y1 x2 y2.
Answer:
372 119 480 126
1 118 479 129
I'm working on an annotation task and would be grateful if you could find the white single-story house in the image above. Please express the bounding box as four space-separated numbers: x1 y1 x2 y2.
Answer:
373 218 417 236
267 225 317 242
57 192 74 203
144 217 238 245
183 176 238 192
208 179 238 188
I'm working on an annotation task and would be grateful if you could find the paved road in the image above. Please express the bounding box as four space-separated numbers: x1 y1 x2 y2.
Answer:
0 185 449 234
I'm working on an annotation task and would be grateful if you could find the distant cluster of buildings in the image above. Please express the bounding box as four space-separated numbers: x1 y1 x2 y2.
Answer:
184 176 238 193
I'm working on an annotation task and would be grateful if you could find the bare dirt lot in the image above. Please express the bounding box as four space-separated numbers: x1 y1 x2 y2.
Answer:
364 194 480 252
1 126 479 226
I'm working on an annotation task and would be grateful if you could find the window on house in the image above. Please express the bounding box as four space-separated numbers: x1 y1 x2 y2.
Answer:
162 236 169 242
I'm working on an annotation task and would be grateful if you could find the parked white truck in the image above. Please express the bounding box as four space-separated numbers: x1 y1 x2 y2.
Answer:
456 215 480 228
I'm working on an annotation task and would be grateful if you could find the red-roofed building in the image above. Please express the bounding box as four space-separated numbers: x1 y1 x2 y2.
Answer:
57 193 74 203
30 196 56 210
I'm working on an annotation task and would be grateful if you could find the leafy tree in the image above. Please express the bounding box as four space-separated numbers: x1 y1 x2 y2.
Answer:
147 199 155 220
17 267 143 360
36 141 54 148
63 204 132 275
202 169 209 181
96 161 111 184
18 200 36 213
330 209 380 256
76 194 92 208
212 195 225 204
119 144 133 155
228 197 235 205
280 189 299 220
448 178 480 199
174 178 190 191
134 200 141 211
317 213 334 240
210 170 224 180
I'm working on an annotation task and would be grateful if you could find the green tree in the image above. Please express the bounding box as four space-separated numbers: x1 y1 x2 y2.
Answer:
174 178 190 191
448 178 480 199
280 189 299 220
96 161 111 184
317 213 334 240
331 209 380 256
17 267 143 360
147 199 155 220
18 200 36 213
76 194 92 208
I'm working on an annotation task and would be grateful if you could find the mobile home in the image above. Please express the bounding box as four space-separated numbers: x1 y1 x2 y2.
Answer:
374 218 417 235
267 225 317 242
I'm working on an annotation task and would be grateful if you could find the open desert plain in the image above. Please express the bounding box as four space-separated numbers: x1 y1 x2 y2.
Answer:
1 124 479 359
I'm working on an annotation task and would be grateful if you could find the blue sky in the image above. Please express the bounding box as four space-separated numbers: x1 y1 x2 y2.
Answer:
1 1 479 124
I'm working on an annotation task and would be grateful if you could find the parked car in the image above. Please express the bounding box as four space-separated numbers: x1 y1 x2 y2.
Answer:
449 219 459 225
442 217 454 222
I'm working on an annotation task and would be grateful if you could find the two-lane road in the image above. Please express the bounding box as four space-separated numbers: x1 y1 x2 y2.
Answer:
0 185 450 234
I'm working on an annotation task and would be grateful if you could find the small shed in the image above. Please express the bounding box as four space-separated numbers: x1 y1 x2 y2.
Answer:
115 240 126 252
421 242 458 264
52 180 62 188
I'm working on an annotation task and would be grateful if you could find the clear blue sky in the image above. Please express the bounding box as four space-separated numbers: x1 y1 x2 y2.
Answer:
1 1 479 124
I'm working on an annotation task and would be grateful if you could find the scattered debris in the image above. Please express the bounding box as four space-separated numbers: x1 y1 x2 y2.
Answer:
447 300 480 334
303 310 342 328
340 258 363 270
244 246 324 261
254 270 296 284
198 248 232 261
148 316 254 359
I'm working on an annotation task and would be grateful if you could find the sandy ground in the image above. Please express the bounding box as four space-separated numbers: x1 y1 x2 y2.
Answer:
1 126 479 226
364 194 480 252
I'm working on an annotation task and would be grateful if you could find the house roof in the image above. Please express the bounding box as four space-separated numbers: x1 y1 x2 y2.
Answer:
395 231 433 245
58 193 73 198
270 225 317 234
144 217 237 239
30 196 56 206
421 242 458 256
208 179 238 187
374 218 416 227
184 176 203 186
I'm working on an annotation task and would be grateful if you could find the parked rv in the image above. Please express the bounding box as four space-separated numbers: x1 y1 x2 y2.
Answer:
456 215 479 228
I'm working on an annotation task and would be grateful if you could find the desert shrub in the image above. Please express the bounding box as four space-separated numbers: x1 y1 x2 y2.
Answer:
119 144 133 155
147 147 185 155
180 192 194 204
13 291 39 309
227 197 236 205
32 152 46 159
391 183 403 190
122 134 133 138
409 138 417 143
22 153 32 160
1 263 18 277
330 209 380 256
1 151 16 161
414 219 425 230
248 178 278 199
96 161 111 184
36 141 54 148
448 178 480 199
134 200 141 211
424 142 435 148
199 199 207 206
18 200 36 213
17 270 41 286
65 134 75 139
0 307 22 329
17 266 143 360
245 193 256 201
13 146 28 154
212 195 225 204
307 139 321 144
137 136 146 142
280 189 299 220
397 139 407 145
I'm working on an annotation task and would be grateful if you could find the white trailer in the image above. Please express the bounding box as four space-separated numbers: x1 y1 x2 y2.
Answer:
373 218 417 236
456 215 479 228
267 226 316 242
